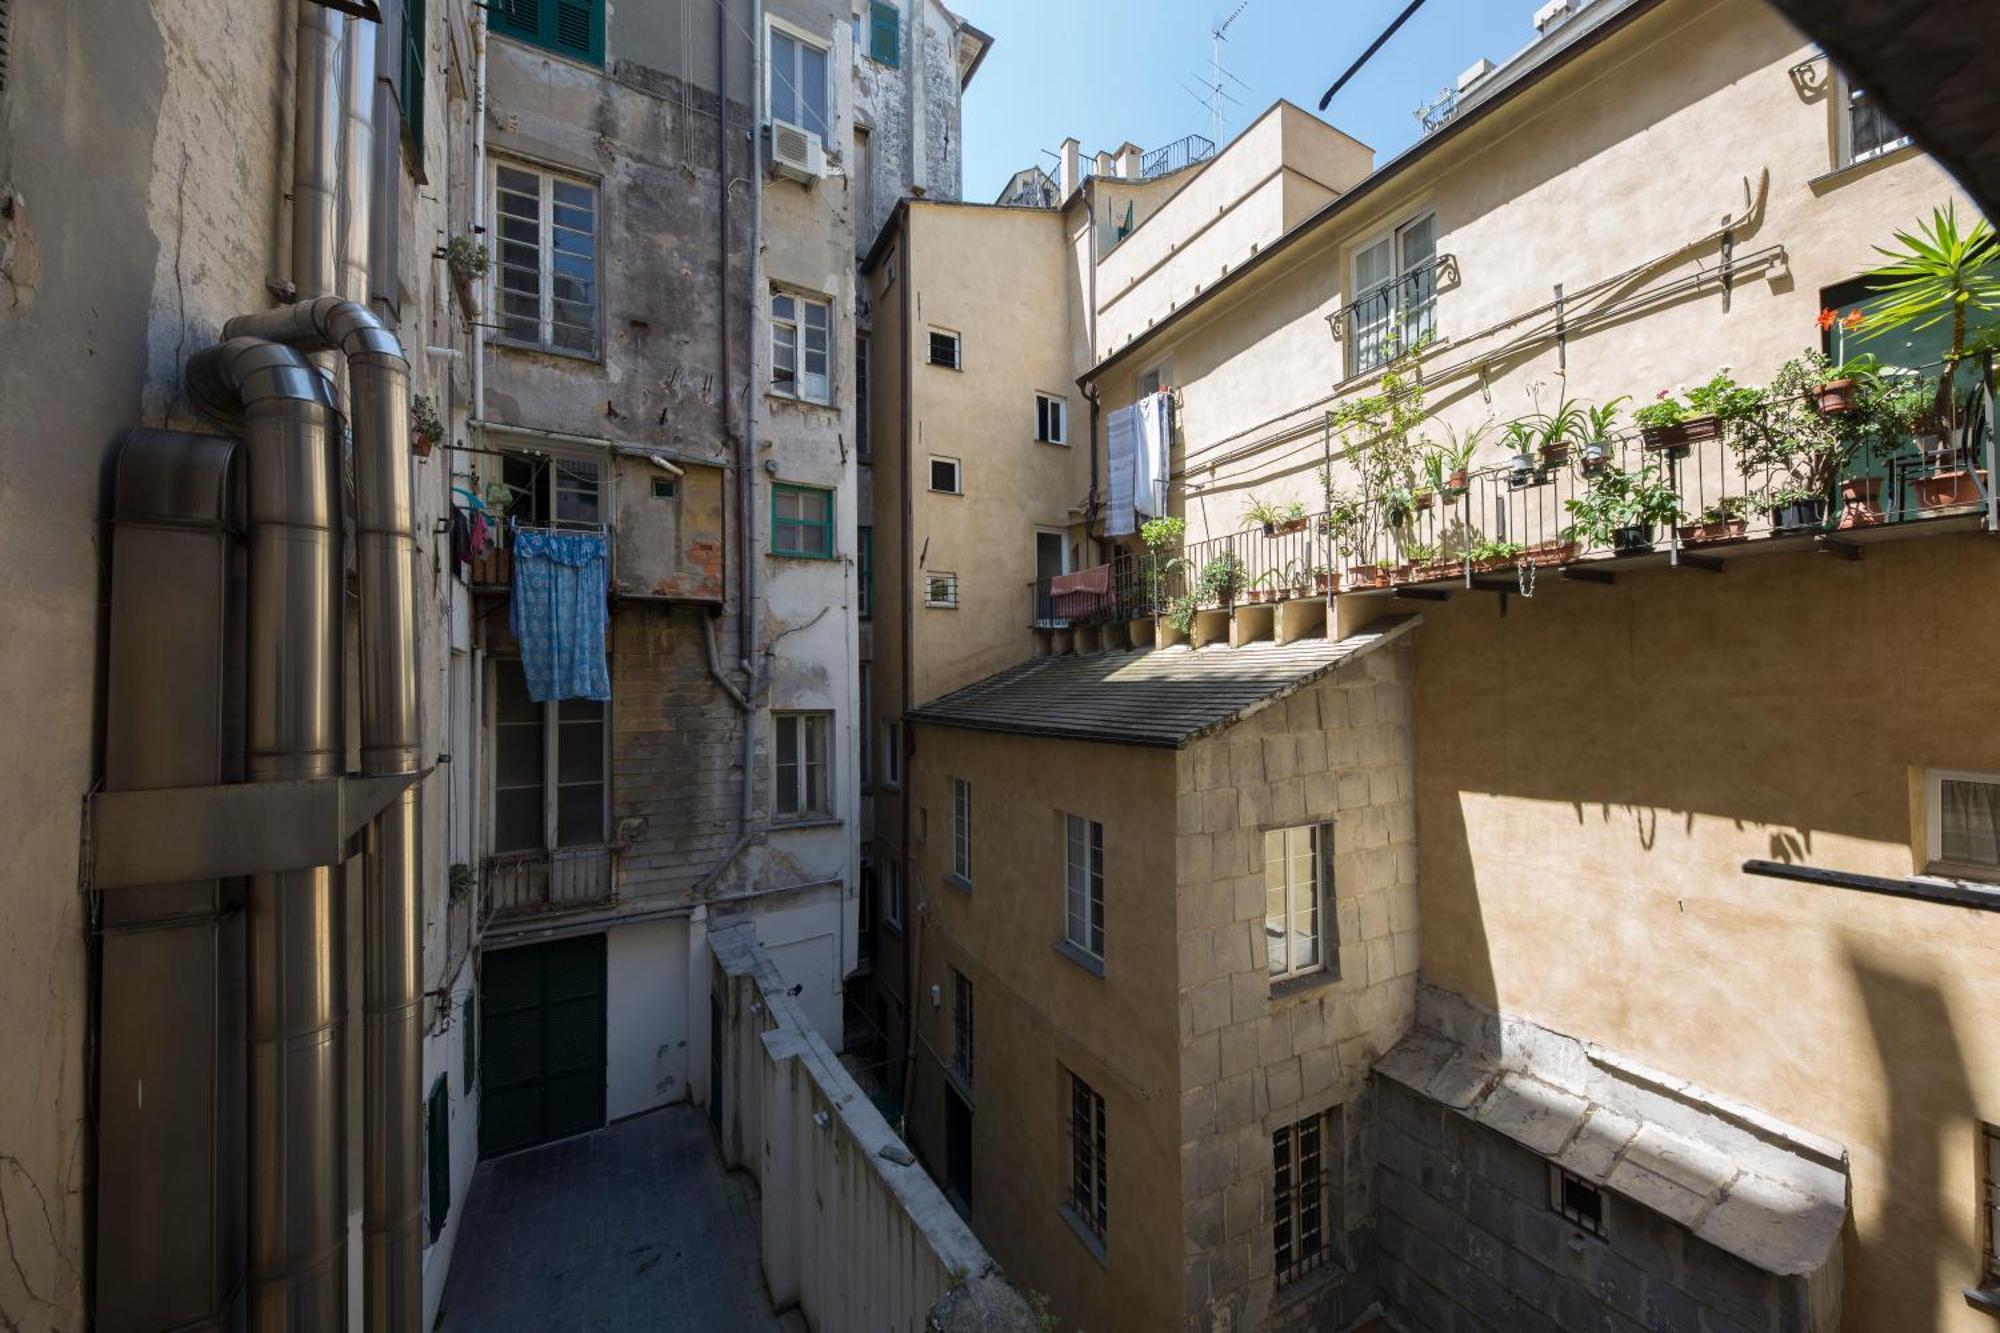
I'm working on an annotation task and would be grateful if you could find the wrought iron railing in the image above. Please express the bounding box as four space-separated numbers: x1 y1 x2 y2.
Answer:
1331 256 1455 379
483 845 615 919
1141 134 1216 179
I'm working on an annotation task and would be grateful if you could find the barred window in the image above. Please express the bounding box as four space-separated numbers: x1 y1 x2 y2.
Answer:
1273 1111 1336 1286
951 970 974 1087
1066 1071 1107 1242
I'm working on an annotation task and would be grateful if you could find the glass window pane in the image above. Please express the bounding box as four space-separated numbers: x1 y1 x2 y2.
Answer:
801 43 828 137
1354 236 1394 293
557 720 602 783
494 788 543 853
1397 214 1436 272
497 724 543 788
773 293 795 322
770 32 799 126
798 489 828 523
555 782 603 846
496 660 538 722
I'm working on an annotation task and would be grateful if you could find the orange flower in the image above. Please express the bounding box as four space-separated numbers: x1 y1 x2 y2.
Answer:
1816 307 1838 330
1843 309 1866 330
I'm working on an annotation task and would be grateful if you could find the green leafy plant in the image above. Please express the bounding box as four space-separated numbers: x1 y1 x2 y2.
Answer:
1196 553 1245 606
1401 539 1439 564
1728 351 1885 503
1327 342 1435 557
1529 387 1588 460
1438 418 1493 484
1139 515 1185 549
1315 483 1366 560
1420 449 1450 496
1165 593 1199 635
448 862 475 902
1860 203 2000 429
1466 538 1524 563
444 235 490 284
1242 498 1307 531
1560 465 1685 547
410 393 444 452
1578 397 1629 445
1635 372 1756 432
1696 496 1749 525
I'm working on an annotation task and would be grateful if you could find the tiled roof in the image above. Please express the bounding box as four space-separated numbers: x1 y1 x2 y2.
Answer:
906 616 1419 748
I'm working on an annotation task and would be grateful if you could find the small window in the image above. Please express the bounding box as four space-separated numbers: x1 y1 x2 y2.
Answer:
498 450 603 529
489 0 603 65
1839 74 1910 167
929 329 961 369
1265 824 1334 981
858 526 874 620
1926 770 2000 878
425 1075 450 1244
1550 1166 1607 1238
924 571 959 608
774 711 832 820
651 477 678 499
494 163 600 356
1348 211 1437 376
867 1 901 66
399 0 427 154
951 969 974 1086
929 456 962 494
951 777 972 884
772 483 835 559
1064 814 1105 960
1065 1070 1108 1244
771 290 833 404
856 334 871 459
881 718 903 789
767 22 830 140
1035 393 1068 445
1981 1121 1999 1284
1274 1111 1338 1286
885 858 905 929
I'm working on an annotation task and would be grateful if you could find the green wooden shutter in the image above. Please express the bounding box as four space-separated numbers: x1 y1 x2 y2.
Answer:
401 0 426 153
869 1 900 67
426 1075 450 1242
488 0 539 44
490 0 602 67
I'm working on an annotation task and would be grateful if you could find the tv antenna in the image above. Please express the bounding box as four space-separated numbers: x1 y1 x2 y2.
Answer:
1206 1 1252 145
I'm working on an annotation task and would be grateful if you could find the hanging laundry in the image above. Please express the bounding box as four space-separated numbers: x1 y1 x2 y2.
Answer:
451 509 474 566
469 509 492 559
1134 390 1171 522
1105 402 1140 535
509 528 612 702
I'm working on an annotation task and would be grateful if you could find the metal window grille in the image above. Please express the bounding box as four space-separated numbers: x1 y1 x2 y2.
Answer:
1983 1122 2000 1281
1067 1072 1107 1239
1064 814 1104 958
952 778 972 882
858 527 873 619
1550 1166 1607 1238
1845 82 1909 165
929 330 961 369
924 571 959 608
952 970 974 1086
1273 1112 1334 1285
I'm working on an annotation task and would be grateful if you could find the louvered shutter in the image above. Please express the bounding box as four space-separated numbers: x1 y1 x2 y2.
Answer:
401 0 426 152
551 0 602 64
488 0 539 44
869 1 900 67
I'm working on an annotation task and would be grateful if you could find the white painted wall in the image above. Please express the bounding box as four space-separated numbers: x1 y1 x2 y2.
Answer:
720 882 846 1047
607 919 692 1120
421 964 482 1331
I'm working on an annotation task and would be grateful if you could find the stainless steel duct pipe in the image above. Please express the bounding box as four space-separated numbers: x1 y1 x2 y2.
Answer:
294 3 344 302
222 296 424 1333
186 337 351 1331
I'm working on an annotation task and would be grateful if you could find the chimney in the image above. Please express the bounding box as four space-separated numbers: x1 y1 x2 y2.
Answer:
1059 137 1080 197
1094 150 1115 178
1117 142 1143 180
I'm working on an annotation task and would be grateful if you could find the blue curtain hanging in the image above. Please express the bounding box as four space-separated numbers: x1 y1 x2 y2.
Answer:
509 528 612 702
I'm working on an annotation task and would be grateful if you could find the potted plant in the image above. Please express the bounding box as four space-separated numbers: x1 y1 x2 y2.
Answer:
1576 398 1629 475
1196 553 1246 607
410 393 444 459
1678 495 1749 544
1728 350 1887 532
443 235 489 313
1165 593 1199 637
1438 419 1491 496
1501 419 1539 483
1529 386 1587 469
1327 341 1434 575
1812 309 1876 413
1858 204 1999 507
1760 483 1828 535
1561 464 1685 553
1312 563 1336 594
1139 516 1187 615
1466 537 1525 572
1635 371 1756 452
1243 498 1309 536
1383 485 1415 530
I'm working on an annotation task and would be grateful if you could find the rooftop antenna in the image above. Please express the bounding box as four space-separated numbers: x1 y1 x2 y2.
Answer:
1208 1 1251 145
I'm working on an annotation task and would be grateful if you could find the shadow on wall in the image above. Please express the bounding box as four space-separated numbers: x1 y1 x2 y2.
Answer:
1842 940 1977 1329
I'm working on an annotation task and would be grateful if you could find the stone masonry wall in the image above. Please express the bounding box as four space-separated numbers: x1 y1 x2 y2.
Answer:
1174 639 1420 1333
1375 1075 1821 1333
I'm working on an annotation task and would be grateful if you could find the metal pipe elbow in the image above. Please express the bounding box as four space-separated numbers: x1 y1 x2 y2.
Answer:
224 296 407 365
185 336 336 427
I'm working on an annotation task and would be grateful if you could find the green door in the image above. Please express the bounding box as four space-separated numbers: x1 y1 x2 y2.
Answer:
479 933 607 1158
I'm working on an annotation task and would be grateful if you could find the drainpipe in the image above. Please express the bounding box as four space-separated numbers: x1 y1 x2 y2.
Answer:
185 335 350 1330
742 0 766 846
898 218 917 1115
293 4 343 306
472 12 488 428
220 297 423 1333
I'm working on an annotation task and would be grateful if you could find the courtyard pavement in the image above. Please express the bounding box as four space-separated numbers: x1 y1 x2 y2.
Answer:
438 1105 802 1332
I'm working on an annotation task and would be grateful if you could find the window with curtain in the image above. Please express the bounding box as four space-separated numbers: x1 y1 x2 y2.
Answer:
1931 771 2000 875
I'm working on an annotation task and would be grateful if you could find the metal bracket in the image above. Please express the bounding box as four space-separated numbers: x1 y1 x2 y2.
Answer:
1393 587 1450 601
1672 552 1725 574
83 771 428 892
1816 536 1863 561
1561 566 1616 585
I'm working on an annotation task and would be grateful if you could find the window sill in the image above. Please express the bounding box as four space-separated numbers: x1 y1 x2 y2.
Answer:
927 362 963 372
771 815 842 832
1058 1206 1109 1269
1966 1286 2000 1319
1034 438 1071 448
487 30 605 75
884 919 904 938
769 550 840 562
943 1065 973 1106
1269 967 1341 1001
767 389 840 412
929 488 964 497
1807 140 1920 194
1271 1258 1349 1314
1052 939 1105 978
944 873 972 895
494 338 605 366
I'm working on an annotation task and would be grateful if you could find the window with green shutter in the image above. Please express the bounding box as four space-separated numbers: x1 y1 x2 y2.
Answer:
400 0 426 154
426 1075 450 1243
489 0 603 67
868 1 900 67
771 483 835 559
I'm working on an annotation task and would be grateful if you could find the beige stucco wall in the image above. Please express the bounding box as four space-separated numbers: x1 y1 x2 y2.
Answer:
1175 641 1420 1333
1089 0 1979 549
903 725 1183 1333
1413 534 2000 1330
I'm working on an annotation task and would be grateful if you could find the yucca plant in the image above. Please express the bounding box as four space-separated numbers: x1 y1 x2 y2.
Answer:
1862 204 2000 430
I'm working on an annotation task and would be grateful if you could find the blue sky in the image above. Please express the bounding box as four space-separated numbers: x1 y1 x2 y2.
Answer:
957 0 1549 201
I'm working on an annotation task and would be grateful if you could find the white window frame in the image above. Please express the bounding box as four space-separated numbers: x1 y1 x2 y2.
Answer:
765 16 831 141
1835 70 1911 168
486 656 610 856
773 710 833 822
1265 823 1332 981
1347 210 1437 377
1036 392 1069 445
929 327 962 370
771 288 834 405
1064 813 1105 961
1136 357 1171 399
1924 768 2000 879
492 160 601 357
951 777 972 884
924 570 959 609
881 718 903 790
929 455 962 494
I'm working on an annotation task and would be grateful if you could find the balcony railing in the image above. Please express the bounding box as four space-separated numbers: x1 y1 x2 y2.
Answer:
483 845 615 920
1113 368 1993 617
1332 255 1455 379
1029 558 1160 628
1141 133 1216 179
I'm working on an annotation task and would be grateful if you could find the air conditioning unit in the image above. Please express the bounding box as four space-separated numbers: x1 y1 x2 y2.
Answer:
765 121 827 185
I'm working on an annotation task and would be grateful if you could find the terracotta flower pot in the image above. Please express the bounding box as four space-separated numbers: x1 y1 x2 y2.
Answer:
1641 415 1720 452
1837 476 1885 528
1913 469 1986 512
1447 469 1469 493
1523 540 1580 566
1313 573 1334 594
1344 564 1388 590
413 434 437 459
1414 491 1435 512
1263 516 1309 536
1814 378 1858 415
1676 518 1746 544
1540 442 1570 467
